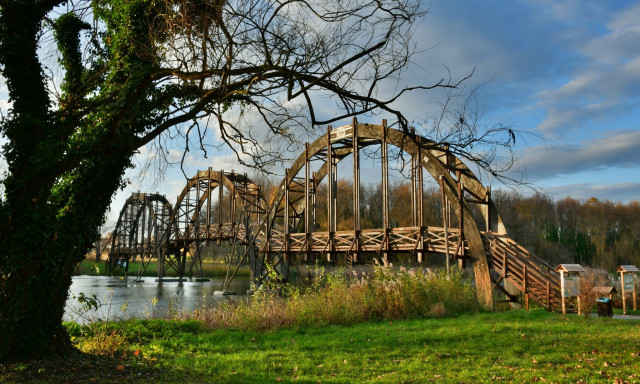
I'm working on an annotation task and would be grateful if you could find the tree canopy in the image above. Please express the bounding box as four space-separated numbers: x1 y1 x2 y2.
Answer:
0 0 473 361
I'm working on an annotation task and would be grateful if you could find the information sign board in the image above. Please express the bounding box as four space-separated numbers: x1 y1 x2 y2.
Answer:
563 276 580 297
623 273 634 291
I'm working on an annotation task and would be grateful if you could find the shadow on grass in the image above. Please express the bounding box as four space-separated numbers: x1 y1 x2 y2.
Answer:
0 348 166 384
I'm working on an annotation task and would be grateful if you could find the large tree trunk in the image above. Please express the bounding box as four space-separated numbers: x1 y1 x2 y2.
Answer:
0 232 78 359
0 3 127 355
0 1 70 360
0 156 131 361
0 1 141 361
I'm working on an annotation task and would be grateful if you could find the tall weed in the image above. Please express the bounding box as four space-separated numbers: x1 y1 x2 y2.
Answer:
183 265 481 330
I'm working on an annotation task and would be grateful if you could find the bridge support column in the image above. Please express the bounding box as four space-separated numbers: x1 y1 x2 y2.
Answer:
462 202 494 308
179 248 188 279
250 243 265 287
157 248 165 278
188 246 204 278
503 280 523 309
474 262 493 308
276 254 290 284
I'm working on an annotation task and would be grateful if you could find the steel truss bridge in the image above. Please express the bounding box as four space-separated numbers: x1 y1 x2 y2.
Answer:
107 120 571 311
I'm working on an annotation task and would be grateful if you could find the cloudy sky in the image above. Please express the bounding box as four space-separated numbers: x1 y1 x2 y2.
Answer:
1 0 639 229
402 0 640 203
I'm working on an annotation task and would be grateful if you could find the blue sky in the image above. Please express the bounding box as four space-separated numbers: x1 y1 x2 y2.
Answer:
401 0 640 202
1 0 639 229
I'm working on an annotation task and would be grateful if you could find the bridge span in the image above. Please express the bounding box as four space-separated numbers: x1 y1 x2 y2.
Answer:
106 120 569 312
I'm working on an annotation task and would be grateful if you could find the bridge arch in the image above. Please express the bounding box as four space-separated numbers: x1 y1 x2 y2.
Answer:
157 169 267 279
107 192 172 272
105 122 568 312
263 120 509 306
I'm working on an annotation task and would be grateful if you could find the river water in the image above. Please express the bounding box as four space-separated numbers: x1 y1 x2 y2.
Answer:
64 275 251 324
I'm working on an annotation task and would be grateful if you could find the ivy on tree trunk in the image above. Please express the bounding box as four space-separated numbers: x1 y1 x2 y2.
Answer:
0 0 153 360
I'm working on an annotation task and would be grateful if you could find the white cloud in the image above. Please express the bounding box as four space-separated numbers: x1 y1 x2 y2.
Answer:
515 130 640 181
534 3 640 137
543 182 640 203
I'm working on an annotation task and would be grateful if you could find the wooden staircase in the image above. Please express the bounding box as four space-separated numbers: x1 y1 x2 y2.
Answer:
482 233 573 312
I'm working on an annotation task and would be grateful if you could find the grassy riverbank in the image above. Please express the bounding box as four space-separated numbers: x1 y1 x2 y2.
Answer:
75 259 251 278
2 310 639 383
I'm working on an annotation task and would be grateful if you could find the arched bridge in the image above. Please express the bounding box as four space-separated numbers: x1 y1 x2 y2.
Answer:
107 120 569 311
108 170 266 279
107 192 172 272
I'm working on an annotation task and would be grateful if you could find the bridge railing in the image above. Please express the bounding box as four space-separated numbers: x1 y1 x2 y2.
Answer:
171 223 248 244
265 226 464 255
483 233 566 311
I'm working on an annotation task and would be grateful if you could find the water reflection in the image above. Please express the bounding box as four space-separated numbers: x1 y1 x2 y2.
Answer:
64 275 250 324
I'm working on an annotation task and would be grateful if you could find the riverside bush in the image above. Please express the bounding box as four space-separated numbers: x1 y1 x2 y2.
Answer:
183 266 481 330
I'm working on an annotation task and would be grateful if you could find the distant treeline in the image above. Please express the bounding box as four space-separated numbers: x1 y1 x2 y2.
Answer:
294 180 639 271
493 192 640 271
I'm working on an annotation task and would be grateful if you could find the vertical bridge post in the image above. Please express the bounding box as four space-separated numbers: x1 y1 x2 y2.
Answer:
381 119 389 263
327 126 335 261
304 143 311 261
352 118 360 262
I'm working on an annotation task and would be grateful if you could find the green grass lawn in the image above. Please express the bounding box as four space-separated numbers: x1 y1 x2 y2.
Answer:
4 309 639 383
615 308 640 316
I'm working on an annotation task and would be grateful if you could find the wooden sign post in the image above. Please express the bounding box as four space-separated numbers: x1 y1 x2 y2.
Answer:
555 264 585 315
616 265 639 314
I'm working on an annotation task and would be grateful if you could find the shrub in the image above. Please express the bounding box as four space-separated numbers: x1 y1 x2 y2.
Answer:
73 326 130 358
579 267 609 317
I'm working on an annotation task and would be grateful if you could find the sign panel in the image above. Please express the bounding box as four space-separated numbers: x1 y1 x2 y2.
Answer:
623 273 634 291
563 276 580 297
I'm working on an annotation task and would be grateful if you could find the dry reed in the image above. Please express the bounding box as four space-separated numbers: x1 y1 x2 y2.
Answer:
180 265 481 330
